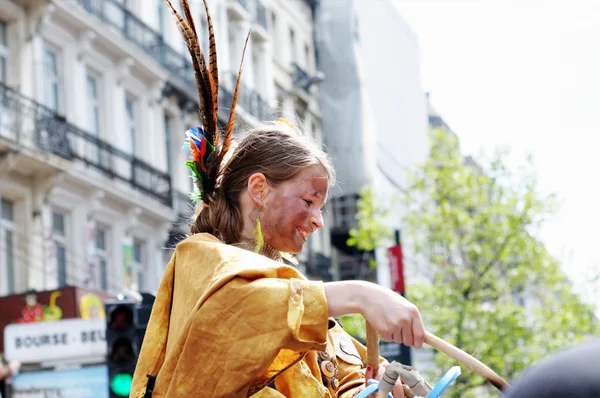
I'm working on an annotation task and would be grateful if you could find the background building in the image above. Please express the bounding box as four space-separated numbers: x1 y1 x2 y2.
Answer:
0 0 325 299
315 0 429 285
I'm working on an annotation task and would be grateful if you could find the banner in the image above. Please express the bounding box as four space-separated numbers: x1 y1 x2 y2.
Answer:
122 236 133 287
12 365 108 398
387 244 405 294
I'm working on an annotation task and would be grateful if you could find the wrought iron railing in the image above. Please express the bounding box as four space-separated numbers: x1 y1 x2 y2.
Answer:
174 190 194 218
77 0 163 63
0 82 172 207
227 72 272 121
76 0 274 120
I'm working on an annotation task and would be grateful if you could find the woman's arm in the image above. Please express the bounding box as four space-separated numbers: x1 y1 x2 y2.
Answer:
324 280 425 348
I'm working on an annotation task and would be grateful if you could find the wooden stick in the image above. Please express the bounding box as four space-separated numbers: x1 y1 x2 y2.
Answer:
366 322 509 393
366 321 380 377
425 331 510 392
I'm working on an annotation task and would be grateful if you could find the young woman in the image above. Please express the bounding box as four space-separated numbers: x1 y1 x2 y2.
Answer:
130 2 425 397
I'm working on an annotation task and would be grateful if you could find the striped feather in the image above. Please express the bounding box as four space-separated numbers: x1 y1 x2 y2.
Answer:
201 0 219 140
164 1 211 131
181 0 198 37
218 31 251 168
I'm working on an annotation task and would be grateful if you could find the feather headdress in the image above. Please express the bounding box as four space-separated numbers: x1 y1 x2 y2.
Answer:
165 0 250 206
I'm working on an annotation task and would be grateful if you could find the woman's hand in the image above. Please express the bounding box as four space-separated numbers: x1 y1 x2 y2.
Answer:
358 282 425 348
365 363 405 397
324 281 425 348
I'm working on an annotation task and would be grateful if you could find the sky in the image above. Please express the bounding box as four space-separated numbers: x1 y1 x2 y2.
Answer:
393 0 600 302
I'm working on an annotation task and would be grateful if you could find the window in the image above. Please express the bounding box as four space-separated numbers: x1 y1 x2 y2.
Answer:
270 13 277 56
0 198 15 294
131 239 144 291
304 43 310 70
0 21 8 84
270 12 277 34
52 212 68 287
164 114 173 175
289 28 296 64
125 94 137 155
95 227 109 291
86 72 101 136
43 46 61 112
157 0 165 35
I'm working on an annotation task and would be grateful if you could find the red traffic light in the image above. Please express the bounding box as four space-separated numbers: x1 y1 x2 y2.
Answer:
109 337 135 365
108 305 134 332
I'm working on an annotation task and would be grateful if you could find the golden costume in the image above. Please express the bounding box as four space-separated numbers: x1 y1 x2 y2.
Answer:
131 233 384 397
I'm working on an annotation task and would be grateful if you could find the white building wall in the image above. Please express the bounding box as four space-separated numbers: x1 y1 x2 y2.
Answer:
316 0 428 287
351 0 429 288
0 0 327 297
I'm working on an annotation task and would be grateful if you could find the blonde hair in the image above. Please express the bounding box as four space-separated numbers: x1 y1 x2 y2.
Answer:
190 121 335 244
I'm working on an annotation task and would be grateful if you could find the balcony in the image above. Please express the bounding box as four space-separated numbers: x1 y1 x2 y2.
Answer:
174 189 195 218
292 63 313 94
226 72 272 121
0 82 172 207
76 0 274 121
77 0 163 63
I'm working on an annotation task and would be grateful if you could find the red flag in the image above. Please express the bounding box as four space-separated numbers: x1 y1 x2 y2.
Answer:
387 244 405 294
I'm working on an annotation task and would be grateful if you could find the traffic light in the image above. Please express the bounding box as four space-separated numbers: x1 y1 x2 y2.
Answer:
105 301 137 397
105 295 155 398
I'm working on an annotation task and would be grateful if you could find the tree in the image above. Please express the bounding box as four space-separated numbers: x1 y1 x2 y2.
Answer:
346 185 393 267
403 128 599 397
339 185 392 339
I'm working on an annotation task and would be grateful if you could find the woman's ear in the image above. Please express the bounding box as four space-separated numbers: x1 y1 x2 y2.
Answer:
247 173 269 207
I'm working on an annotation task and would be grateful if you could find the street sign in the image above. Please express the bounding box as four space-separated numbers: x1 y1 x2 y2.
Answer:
4 318 106 363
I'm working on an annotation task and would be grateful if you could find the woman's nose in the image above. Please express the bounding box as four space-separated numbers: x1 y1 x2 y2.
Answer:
311 209 324 230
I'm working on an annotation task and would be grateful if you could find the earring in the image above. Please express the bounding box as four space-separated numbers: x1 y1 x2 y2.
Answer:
254 207 264 253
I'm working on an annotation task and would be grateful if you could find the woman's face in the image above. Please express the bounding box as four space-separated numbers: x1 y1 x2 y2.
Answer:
261 165 329 254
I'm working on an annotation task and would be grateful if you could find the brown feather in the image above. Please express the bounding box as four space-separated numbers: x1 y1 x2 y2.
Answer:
180 0 198 37
164 1 209 130
180 0 218 141
217 30 251 168
201 0 219 141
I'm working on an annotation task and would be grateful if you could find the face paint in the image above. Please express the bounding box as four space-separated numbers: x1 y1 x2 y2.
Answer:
260 165 328 254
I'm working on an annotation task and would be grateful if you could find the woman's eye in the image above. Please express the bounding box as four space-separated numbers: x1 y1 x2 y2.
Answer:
304 199 313 206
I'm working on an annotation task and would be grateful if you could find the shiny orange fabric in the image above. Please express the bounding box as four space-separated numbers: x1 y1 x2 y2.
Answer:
130 233 382 397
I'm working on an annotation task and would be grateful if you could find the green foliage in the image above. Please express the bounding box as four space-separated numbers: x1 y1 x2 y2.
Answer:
347 185 393 269
342 187 393 340
338 314 368 342
403 128 599 397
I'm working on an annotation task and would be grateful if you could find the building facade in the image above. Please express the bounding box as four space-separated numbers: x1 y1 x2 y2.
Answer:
315 0 429 284
0 0 324 299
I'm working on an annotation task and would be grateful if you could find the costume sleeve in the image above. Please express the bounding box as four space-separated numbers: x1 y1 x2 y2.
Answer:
163 276 329 397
